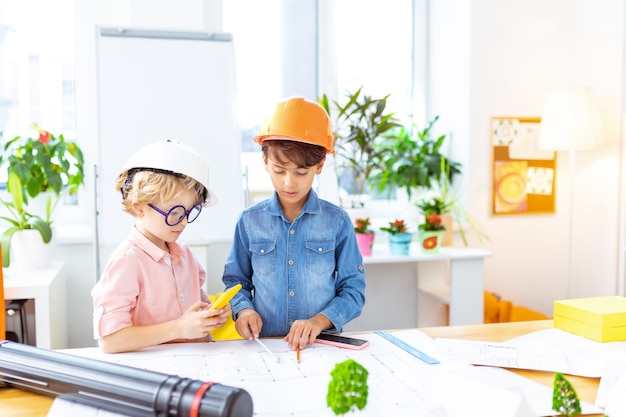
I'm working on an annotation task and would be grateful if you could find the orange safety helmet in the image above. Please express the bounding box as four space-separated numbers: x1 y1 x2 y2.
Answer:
253 96 334 153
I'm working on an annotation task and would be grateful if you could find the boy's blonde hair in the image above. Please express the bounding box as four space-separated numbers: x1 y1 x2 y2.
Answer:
115 170 205 215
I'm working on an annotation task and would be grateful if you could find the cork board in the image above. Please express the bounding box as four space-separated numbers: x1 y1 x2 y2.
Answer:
490 117 556 215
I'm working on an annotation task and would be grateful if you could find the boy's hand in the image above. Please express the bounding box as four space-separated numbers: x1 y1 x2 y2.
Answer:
284 314 332 350
177 301 229 340
235 308 263 340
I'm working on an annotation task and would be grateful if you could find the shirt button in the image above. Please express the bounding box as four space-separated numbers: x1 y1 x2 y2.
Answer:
358 264 364 271
289 291 295 296
260 249 265 254
318 247 322 252
289 229 295 235
288 259 294 265
289 320 294 326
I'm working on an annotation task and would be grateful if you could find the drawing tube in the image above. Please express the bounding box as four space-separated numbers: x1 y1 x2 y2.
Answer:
0 341 253 417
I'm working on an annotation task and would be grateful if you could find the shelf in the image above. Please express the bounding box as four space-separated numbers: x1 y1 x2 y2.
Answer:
418 286 451 304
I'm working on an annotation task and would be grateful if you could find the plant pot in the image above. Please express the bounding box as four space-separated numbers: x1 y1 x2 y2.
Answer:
355 233 375 256
440 213 454 246
418 230 443 254
27 191 60 222
10 229 54 271
388 232 413 256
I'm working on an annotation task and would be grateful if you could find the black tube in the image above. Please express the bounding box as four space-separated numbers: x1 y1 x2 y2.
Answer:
0 341 253 417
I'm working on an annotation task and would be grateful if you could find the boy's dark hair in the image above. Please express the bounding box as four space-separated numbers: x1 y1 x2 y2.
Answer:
262 140 326 168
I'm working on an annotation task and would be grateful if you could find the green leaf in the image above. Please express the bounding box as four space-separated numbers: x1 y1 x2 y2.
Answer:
30 217 53 243
1 226 20 268
7 171 25 213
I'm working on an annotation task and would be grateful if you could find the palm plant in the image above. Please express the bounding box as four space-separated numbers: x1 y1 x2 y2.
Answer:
374 115 461 200
319 87 402 208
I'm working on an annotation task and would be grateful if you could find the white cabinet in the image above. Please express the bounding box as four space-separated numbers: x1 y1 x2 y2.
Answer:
344 245 491 332
4 263 67 349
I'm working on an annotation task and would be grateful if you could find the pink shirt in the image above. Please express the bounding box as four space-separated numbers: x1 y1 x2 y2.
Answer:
92 226 209 339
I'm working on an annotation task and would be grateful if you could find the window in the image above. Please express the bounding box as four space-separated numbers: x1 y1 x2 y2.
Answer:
224 0 419 213
0 0 83 224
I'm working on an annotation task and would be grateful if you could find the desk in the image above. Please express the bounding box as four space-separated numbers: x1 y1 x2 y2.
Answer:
3 263 67 350
346 245 491 331
0 320 601 417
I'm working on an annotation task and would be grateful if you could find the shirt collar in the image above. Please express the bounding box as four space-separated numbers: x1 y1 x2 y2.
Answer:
267 189 322 219
129 225 182 262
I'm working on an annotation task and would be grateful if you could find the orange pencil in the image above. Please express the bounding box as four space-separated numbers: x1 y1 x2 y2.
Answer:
296 347 300 363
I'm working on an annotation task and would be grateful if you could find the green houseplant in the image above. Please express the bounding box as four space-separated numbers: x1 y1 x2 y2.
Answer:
0 126 84 268
319 87 402 208
0 126 85 218
0 171 53 267
374 115 461 200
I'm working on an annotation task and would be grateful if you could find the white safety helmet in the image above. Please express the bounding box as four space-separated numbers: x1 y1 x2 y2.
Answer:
117 140 218 207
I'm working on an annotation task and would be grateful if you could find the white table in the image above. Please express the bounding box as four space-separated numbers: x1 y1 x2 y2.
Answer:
3 263 67 349
344 244 492 331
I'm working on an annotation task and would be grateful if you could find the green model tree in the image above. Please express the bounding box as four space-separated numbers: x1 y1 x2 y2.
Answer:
552 372 581 416
326 359 369 415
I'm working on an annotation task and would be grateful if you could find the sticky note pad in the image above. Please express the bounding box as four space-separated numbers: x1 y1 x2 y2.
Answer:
554 296 626 342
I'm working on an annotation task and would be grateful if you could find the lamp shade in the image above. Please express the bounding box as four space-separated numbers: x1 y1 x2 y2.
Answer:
538 87 605 151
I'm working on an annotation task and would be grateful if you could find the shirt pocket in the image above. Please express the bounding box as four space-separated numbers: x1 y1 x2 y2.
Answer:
250 240 277 276
305 239 336 276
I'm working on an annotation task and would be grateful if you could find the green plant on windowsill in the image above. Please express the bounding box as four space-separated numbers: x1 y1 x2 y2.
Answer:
0 171 53 268
430 160 490 246
319 87 402 208
373 115 461 200
0 125 85 214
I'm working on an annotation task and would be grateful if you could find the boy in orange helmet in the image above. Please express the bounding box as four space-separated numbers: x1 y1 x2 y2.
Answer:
222 97 366 351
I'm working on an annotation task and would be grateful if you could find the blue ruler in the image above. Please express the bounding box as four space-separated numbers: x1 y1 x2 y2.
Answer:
374 330 440 365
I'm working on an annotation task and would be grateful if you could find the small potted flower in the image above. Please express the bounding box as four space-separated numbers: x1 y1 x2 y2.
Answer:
354 217 375 256
416 196 446 254
380 219 412 256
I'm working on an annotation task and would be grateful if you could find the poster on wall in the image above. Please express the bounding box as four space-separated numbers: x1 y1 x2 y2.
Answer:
490 116 556 215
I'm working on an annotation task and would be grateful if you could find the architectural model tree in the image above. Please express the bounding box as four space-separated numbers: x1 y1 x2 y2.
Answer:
552 372 581 416
326 359 369 415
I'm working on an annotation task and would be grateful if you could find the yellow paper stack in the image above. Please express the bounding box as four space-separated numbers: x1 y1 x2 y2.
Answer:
554 296 626 342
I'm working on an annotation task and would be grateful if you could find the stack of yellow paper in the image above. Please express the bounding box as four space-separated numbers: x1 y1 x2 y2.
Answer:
554 296 626 342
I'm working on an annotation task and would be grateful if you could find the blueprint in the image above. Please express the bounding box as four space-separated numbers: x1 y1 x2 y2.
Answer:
57 330 602 417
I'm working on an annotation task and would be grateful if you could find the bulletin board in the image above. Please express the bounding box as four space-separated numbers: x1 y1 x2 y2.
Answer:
490 117 556 216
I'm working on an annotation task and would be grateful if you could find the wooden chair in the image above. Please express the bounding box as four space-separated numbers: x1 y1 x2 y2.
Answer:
484 291 550 323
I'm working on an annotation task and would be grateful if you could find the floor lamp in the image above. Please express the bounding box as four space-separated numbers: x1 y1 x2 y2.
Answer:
538 86 605 298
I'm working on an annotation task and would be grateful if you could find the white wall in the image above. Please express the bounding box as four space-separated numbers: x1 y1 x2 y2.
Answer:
430 0 624 316
55 0 626 347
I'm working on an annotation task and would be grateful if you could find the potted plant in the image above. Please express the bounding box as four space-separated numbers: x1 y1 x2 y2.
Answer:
0 125 85 221
0 172 53 268
430 161 491 247
354 217 375 257
373 115 461 200
380 219 412 256
319 87 402 208
415 196 446 254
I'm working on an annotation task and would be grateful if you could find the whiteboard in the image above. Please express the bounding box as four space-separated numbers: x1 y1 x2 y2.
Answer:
95 27 243 247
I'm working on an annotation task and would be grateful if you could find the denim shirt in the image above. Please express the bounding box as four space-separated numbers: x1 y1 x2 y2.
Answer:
222 190 366 337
